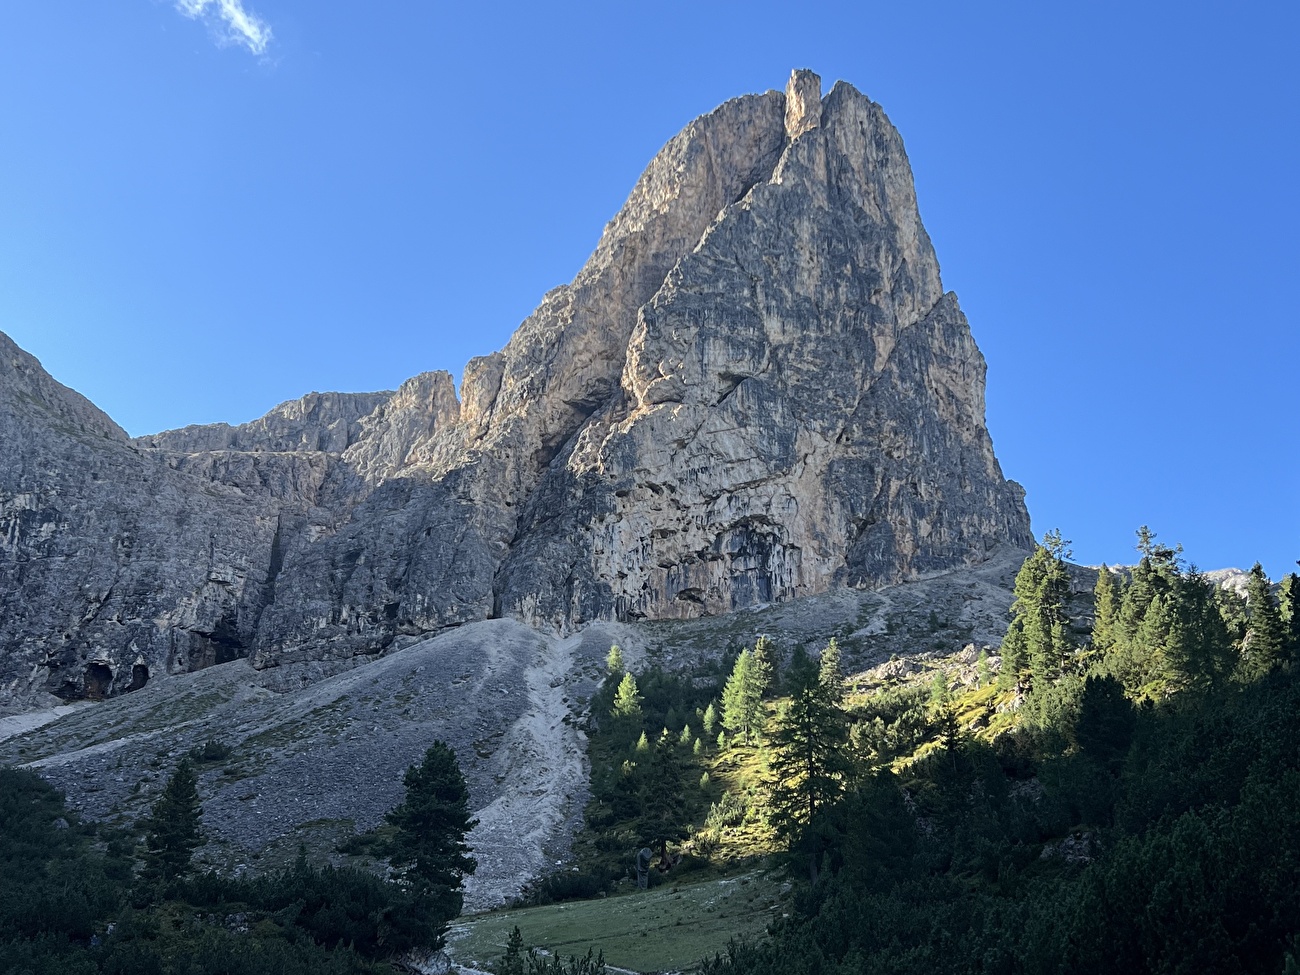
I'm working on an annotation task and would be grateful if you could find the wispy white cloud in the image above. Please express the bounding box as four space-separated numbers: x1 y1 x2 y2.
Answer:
175 0 273 56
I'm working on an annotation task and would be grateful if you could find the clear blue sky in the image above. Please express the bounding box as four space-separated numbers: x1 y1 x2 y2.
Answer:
1 2 1296 578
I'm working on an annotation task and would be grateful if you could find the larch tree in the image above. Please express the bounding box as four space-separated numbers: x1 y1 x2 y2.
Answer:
721 650 766 746
611 672 644 720
818 637 844 702
606 644 625 676
702 701 718 735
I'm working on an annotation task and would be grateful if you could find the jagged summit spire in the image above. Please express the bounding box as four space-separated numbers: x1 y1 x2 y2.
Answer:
784 68 823 139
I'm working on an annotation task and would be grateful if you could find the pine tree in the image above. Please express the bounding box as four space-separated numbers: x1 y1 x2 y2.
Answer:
634 731 650 753
678 724 692 747
606 644 624 676
976 648 992 688
1161 569 1234 692
385 741 478 943
640 730 688 855
1092 564 1120 658
1243 563 1285 676
766 660 849 883
611 672 643 720
1001 534 1072 691
139 757 203 888
721 650 766 745
818 638 844 702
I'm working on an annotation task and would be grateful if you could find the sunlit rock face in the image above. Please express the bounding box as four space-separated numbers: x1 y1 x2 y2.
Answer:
0 70 1031 701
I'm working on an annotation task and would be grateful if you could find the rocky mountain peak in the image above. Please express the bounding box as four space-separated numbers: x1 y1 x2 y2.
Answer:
784 68 822 138
0 70 1032 704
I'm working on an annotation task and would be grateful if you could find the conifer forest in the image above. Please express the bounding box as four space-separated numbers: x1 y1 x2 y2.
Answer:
3 529 1299 974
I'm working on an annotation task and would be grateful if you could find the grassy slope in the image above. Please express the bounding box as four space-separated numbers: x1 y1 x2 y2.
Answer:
449 870 783 973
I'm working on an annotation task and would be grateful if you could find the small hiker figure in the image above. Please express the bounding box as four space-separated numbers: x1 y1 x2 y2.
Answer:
655 840 681 873
635 847 653 889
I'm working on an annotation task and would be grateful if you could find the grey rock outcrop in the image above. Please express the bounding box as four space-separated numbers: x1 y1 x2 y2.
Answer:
0 331 284 704
135 390 392 455
1 69 1032 703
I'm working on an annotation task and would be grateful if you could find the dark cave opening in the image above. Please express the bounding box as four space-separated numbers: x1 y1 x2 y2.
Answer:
128 664 149 691
84 663 113 700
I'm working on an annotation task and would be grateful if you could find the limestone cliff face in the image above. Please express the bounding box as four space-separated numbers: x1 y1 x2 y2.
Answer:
0 332 285 703
0 70 1031 701
492 73 1030 628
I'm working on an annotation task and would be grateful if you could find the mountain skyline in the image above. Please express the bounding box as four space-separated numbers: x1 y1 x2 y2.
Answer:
2 2 1296 579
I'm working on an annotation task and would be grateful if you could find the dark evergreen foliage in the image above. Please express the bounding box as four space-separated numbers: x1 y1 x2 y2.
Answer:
1243 562 1286 676
0 768 406 972
766 656 850 882
385 740 478 946
701 535 1300 975
138 757 203 890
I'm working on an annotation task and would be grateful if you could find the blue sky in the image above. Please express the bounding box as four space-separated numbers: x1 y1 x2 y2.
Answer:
1 2 1296 578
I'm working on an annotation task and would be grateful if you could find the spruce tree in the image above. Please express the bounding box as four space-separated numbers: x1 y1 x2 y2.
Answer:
499 926 526 975
139 757 203 889
1278 572 1300 658
1072 674 1136 771
385 742 478 944
1243 563 1285 676
997 619 1027 691
611 672 643 720
1162 569 1234 692
640 730 688 857
1117 527 1181 647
